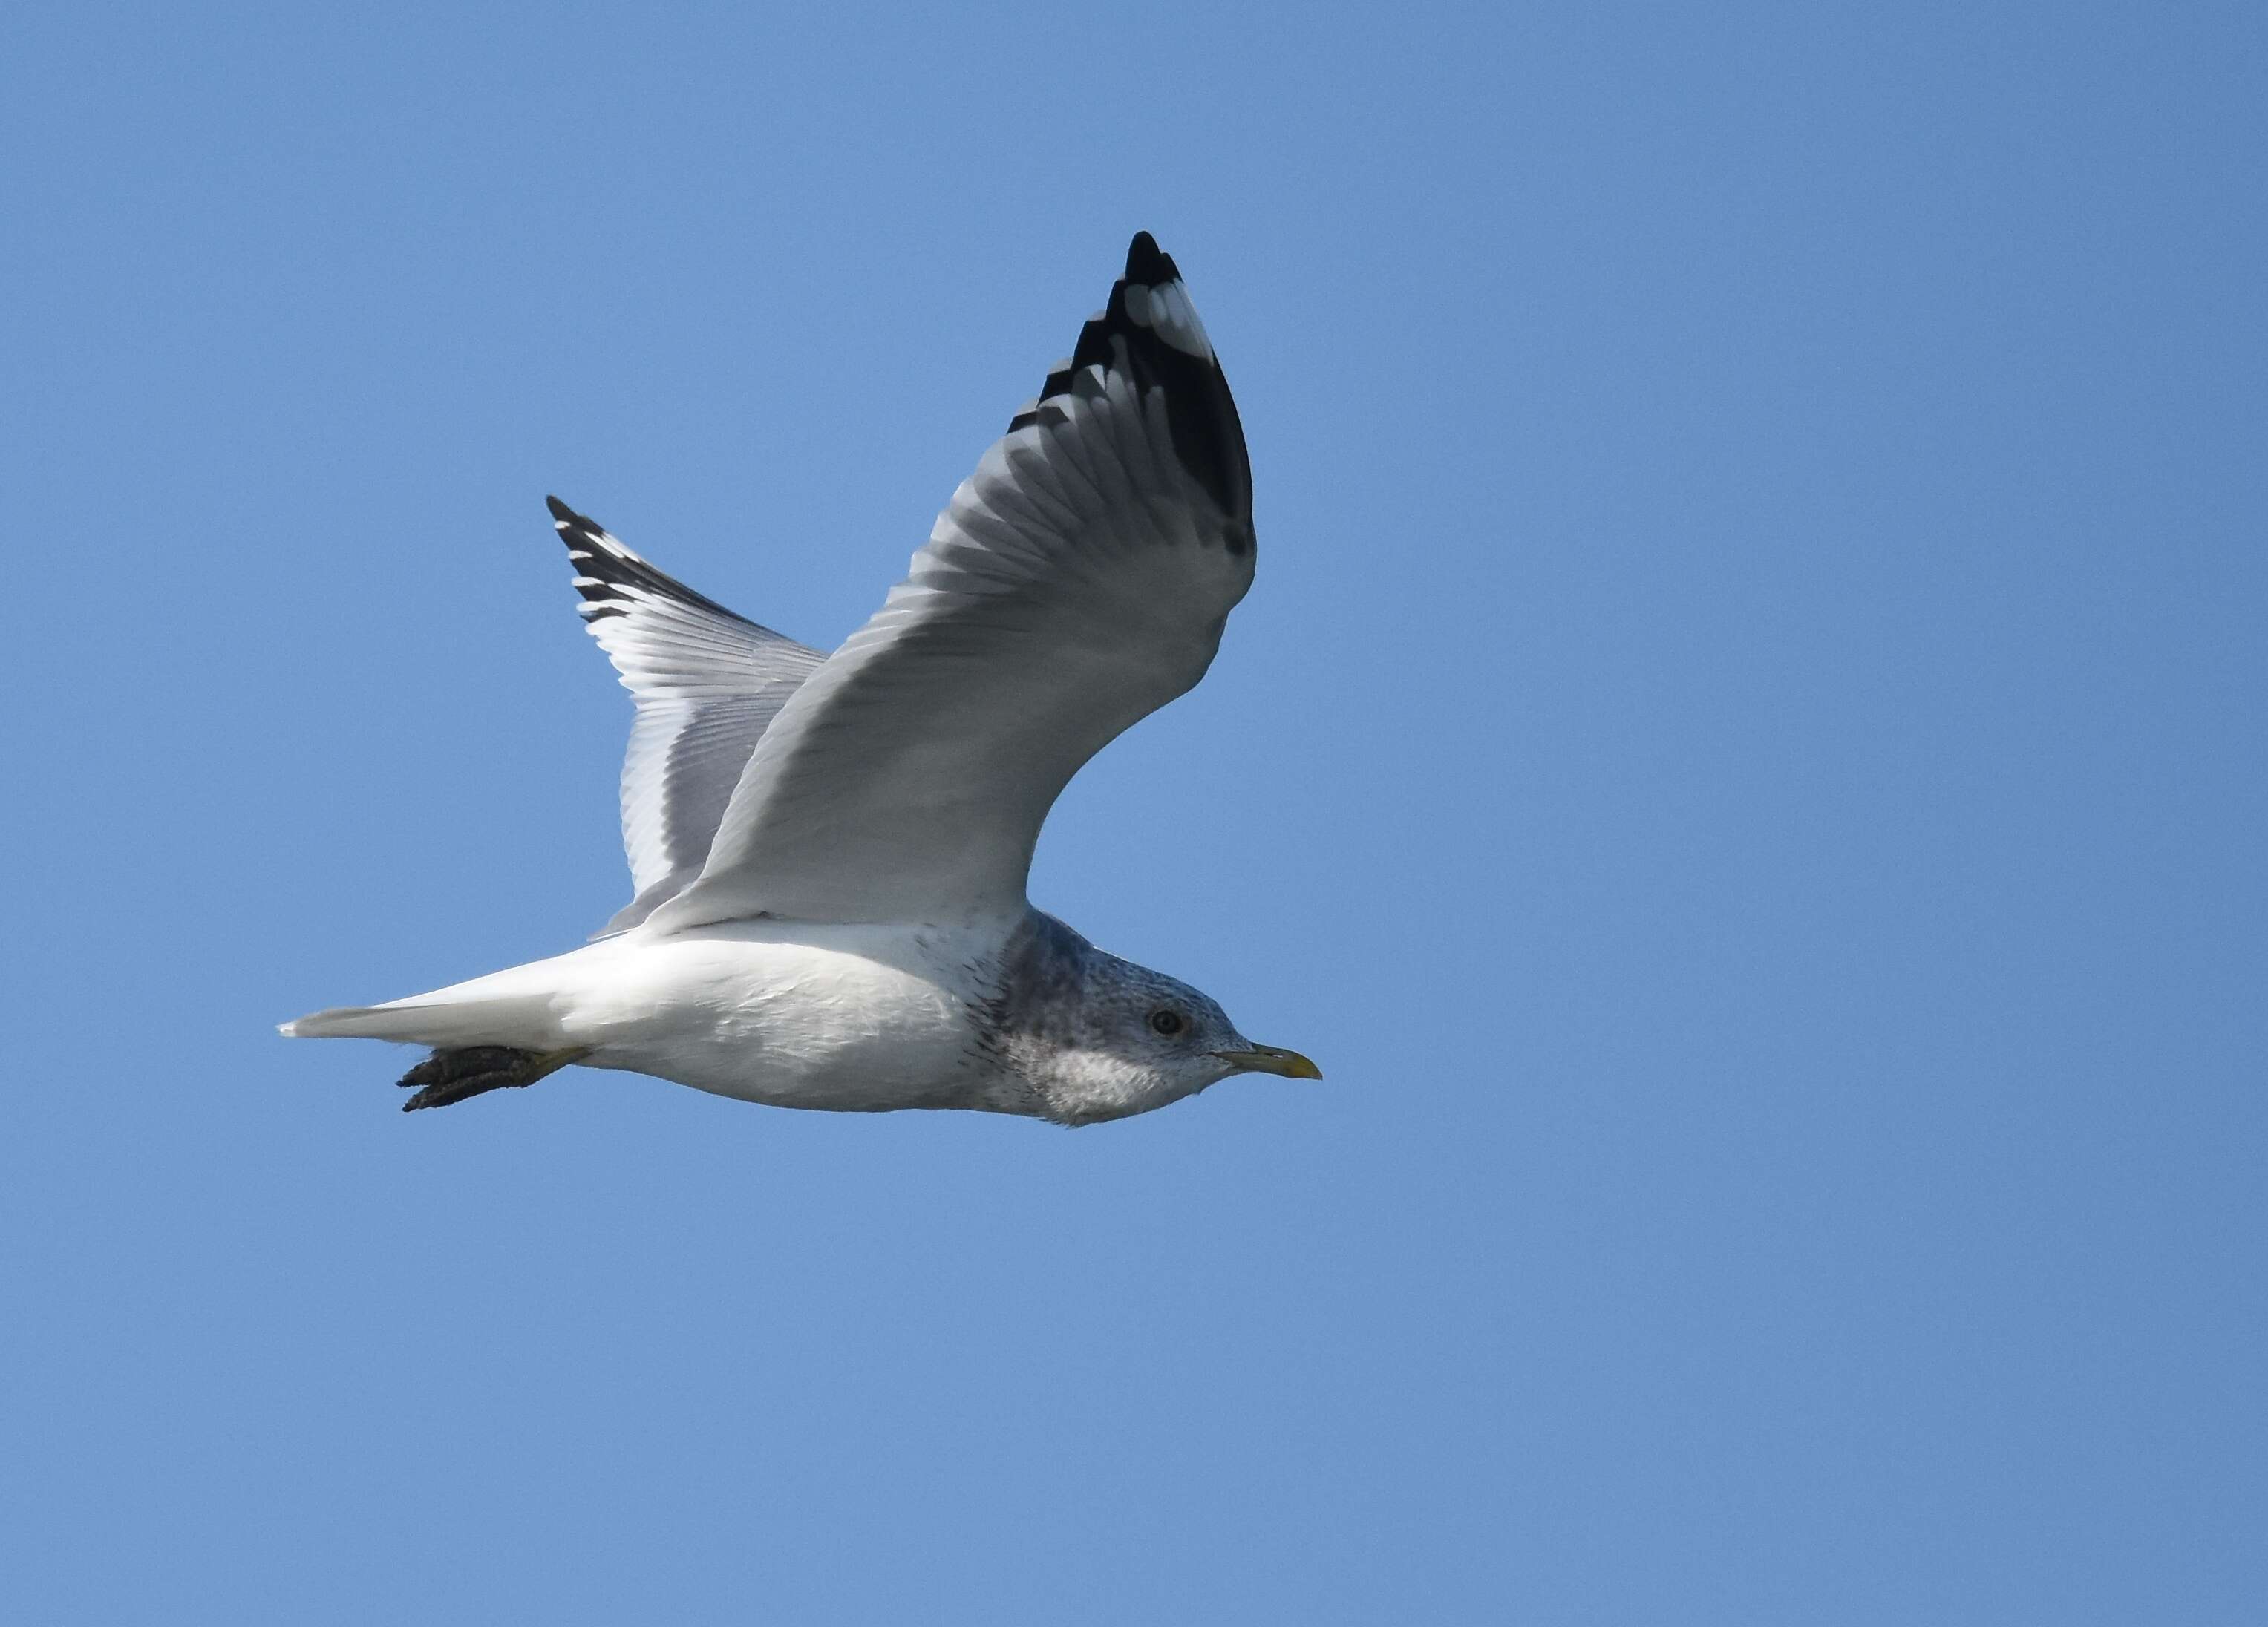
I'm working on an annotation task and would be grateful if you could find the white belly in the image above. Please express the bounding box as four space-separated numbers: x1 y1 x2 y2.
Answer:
545 918 1021 1113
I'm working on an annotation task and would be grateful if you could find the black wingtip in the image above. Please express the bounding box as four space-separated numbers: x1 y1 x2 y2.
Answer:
1125 230 1177 284
1002 232 1250 525
543 494 763 628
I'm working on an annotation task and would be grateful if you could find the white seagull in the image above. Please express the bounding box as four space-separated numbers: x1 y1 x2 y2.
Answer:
281 232 1319 1124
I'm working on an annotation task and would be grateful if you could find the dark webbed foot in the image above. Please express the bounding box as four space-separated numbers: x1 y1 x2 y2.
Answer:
397 1046 590 1111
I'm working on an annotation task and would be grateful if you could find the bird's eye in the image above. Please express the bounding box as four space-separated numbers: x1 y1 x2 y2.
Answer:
1148 1009 1186 1037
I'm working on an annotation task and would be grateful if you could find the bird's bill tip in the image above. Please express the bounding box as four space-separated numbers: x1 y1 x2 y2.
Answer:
1214 1044 1323 1081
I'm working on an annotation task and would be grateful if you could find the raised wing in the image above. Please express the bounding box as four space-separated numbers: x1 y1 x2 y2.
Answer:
646 232 1255 931
548 497 827 934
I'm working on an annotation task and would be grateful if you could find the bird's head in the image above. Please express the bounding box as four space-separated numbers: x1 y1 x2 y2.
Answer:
1023 934 1320 1125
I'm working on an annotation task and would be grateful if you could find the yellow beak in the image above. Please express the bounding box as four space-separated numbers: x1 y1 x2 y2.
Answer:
1212 1044 1324 1081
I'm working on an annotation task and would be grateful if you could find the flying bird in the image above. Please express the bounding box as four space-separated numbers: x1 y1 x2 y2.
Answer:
281 232 1319 1124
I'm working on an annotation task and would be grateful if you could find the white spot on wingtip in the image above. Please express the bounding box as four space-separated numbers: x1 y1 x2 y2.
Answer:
1149 281 1213 357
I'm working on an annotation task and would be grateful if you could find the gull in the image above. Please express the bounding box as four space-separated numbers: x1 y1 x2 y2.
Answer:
281 233 1319 1124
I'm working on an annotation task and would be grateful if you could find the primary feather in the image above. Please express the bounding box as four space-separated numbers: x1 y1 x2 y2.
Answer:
546 498 826 933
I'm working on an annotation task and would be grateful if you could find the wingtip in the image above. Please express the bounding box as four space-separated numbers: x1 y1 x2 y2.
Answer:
1125 230 1176 284
545 494 576 526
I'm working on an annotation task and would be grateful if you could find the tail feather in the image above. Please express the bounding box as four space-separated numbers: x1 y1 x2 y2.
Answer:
281 945 596 1052
281 1004 424 1041
278 992 560 1050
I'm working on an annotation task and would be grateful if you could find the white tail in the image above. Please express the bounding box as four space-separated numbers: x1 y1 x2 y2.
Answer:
279 959 578 1050
280 1001 516 1044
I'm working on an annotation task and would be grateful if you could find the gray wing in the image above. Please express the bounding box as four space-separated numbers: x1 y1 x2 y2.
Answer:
645 232 1255 932
547 497 827 934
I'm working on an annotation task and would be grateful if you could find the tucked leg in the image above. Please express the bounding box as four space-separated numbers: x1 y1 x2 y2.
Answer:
396 1046 592 1112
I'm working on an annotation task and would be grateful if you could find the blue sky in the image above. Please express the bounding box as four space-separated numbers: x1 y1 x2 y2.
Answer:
4 3 2262 1621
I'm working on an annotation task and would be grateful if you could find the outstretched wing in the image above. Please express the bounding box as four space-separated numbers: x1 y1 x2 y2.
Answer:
647 232 1255 932
548 497 827 934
